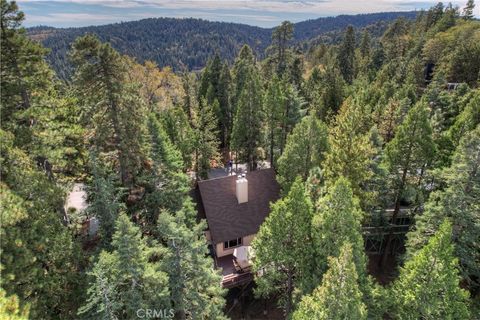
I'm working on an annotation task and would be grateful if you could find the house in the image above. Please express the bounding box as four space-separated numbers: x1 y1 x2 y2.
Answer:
197 168 280 288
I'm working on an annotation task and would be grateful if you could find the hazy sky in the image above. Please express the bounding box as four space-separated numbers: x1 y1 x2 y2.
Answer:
18 0 474 28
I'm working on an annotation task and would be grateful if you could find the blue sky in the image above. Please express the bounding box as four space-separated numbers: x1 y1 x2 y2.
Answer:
18 0 473 28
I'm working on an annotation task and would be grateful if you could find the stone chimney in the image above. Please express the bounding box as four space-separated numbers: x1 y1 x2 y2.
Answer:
236 173 248 204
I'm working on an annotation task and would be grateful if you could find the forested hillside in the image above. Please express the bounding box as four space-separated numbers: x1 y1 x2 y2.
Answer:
1 0 480 319
28 11 417 79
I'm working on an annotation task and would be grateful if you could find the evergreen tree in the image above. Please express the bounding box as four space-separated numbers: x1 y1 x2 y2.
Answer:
448 91 480 147
0 0 51 122
279 83 305 155
381 101 436 266
310 55 345 119
323 98 376 204
148 114 184 173
157 202 226 320
231 59 264 171
87 155 123 245
160 105 195 170
360 30 371 59
277 115 329 192
269 21 294 75
193 98 220 179
338 26 356 84
462 0 475 20
198 55 232 152
381 18 411 59
391 220 470 319
357 30 372 77
252 178 313 316
232 45 256 103
70 34 146 187
218 63 233 152
78 251 121 320
406 126 480 290
181 72 198 122
141 114 190 227
198 54 222 101
79 213 170 319
264 75 285 167
0 130 84 319
1 0 87 178
311 178 367 290
288 55 304 89
293 243 367 320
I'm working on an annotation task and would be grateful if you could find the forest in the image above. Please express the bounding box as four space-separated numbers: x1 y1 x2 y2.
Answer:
28 11 417 79
1 0 479 319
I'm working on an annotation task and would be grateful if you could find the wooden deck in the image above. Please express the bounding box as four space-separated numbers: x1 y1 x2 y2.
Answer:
215 254 254 289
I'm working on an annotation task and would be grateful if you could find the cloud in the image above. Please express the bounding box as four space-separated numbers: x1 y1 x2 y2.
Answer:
17 0 472 28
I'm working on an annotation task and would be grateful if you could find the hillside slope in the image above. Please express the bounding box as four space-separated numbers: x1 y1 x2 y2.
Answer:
28 12 417 78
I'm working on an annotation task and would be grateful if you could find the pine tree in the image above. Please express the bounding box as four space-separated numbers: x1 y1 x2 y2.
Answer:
0 0 51 122
218 63 233 152
198 55 232 152
462 0 475 20
252 178 313 316
193 98 220 179
269 21 294 75
323 98 376 204
293 243 367 320
448 91 480 148
157 202 226 320
338 26 356 84
288 55 304 90
264 75 285 168
358 30 372 77
311 178 367 289
279 83 304 155
277 115 329 192
232 45 256 103
87 155 123 245
147 114 184 173
231 60 264 171
381 101 436 266
381 18 410 59
0 130 84 319
70 34 146 187
360 30 371 59
181 72 198 122
391 220 470 319
79 213 170 319
160 105 195 170
78 251 121 320
406 126 480 290
309 54 345 119
141 114 190 226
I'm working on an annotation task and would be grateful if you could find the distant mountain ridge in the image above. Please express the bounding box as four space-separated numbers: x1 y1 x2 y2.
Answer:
28 11 418 79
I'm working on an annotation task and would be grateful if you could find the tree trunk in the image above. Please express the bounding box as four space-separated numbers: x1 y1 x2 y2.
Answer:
380 166 408 268
284 271 294 318
172 240 187 320
109 99 129 187
270 128 274 169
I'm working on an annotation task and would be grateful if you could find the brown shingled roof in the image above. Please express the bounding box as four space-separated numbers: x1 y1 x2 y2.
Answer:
198 168 280 244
